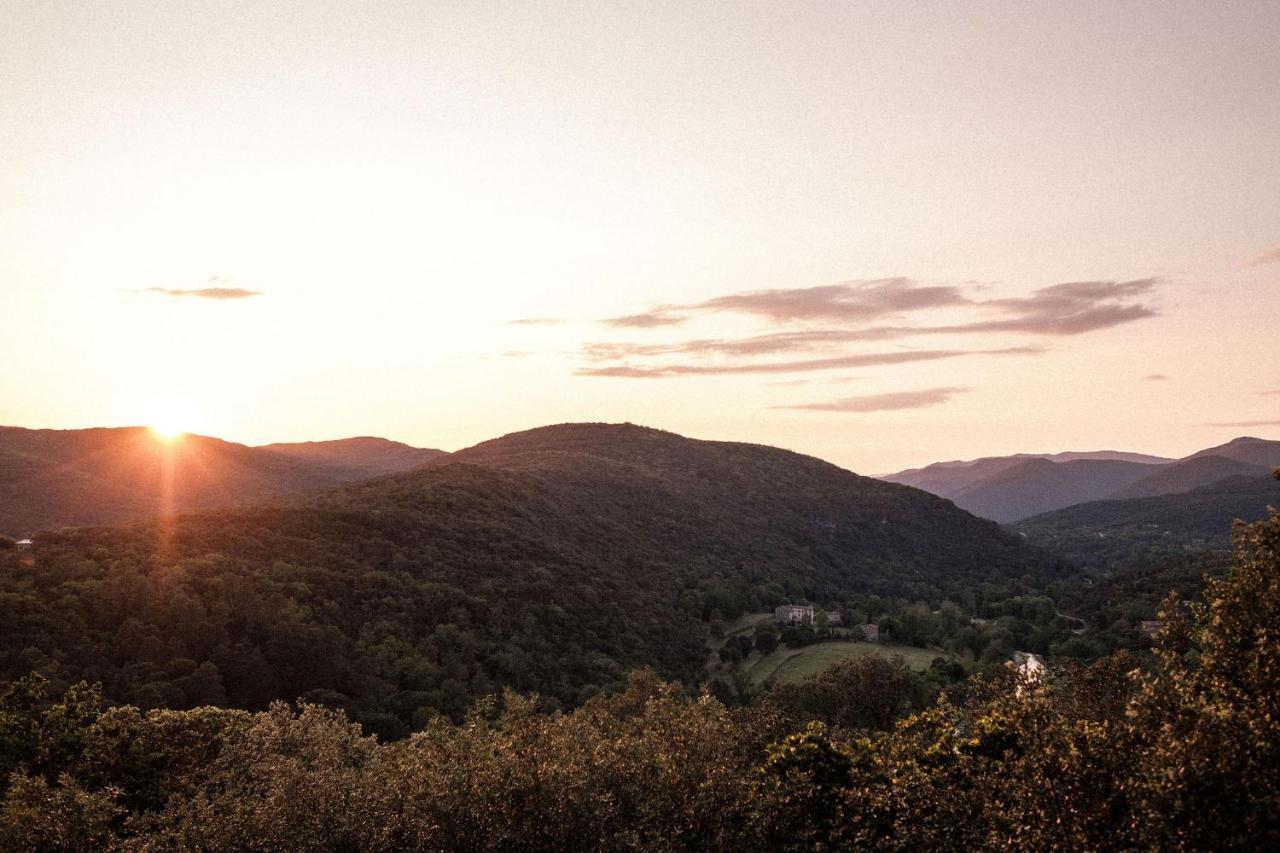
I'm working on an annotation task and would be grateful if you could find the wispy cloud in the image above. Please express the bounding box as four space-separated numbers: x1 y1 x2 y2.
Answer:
597 278 1156 334
577 346 1040 378
584 278 1158 365
1144 373 1169 381
777 386 970 413
1245 246 1280 267
694 278 971 322
603 310 686 328
1259 389 1280 396
508 317 564 326
139 287 261 300
135 275 261 300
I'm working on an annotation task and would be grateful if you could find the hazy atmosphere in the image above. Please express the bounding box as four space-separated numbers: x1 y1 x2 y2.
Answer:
3 1 1278 473
4 5 1280 850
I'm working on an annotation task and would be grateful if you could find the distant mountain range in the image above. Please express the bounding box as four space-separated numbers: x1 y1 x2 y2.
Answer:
0 426 445 535
883 436 1279 523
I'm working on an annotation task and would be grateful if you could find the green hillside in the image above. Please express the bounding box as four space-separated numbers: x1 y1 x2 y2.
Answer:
1014 473 1280 569
747 641 944 685
0 423 1042 736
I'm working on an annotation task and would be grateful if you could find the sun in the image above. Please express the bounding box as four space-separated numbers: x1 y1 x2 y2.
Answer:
145 399 198 441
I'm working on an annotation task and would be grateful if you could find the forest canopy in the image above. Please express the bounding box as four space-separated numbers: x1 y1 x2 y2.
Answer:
1 510 1277 850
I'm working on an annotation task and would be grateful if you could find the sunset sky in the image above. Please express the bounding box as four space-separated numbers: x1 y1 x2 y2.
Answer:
2 1 1278 474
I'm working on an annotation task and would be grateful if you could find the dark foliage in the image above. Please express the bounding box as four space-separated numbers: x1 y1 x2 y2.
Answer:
0 511 1277 850
1014 472 1280 569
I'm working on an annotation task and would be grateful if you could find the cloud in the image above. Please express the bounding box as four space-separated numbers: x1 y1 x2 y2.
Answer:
584 278 1158 365
577 346 1040 378
693 278 971 322
508 317 564 326
576 276 1153 385
1202 419 1280 428
598 277 1156 334
1259 389 1280 396
972 279 1159 335
582 328 905 362
603 310 686 328
1246 247 1280 266
777 386 970 413
139 287 261 300
1144 374 1169 381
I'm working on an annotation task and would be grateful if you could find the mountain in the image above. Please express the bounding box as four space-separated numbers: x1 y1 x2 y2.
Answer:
1012 473 1280 570
258 436 446 476
0 422 1043 736
1110 454 1270 500
1186 436 1280 468
884 451 1169 506
0 426 441 536
884 438 1279 524
943 457 1160 523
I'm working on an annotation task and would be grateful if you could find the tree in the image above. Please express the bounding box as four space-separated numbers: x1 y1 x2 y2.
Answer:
754 624 780 656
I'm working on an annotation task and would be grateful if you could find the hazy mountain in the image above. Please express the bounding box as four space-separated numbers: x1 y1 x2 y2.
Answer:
2 422 1043 733
883 437 1277 523
0 426 440 536
885 450 1169 501
945 457 1160 524
1110 454 1270 500
1186 436 1280 468
259 436 446 476
1013 473 1280 570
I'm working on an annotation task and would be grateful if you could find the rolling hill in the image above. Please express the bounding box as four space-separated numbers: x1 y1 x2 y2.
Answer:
883 450 1168 499
1110 454 1269 499
1186 436 1280 468
0 422 1044 735
0 426 444 536
945 457 1159 524
1012 473 1280 570
258 436 445 476
884 437 1278 523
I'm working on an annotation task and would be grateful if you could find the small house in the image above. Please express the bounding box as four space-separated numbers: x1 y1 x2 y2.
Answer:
858 623 879 643
15 539 33 551
774 604 815 624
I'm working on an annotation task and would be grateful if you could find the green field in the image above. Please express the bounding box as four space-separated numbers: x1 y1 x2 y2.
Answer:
745 641 947 685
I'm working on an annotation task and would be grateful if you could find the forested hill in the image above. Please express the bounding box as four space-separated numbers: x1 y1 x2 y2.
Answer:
0 422 1043 736
258 436 445 476
0 426 443 536
1013 472 1280 569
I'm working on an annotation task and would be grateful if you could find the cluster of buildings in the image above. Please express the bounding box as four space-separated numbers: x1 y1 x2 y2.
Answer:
772 604 879 641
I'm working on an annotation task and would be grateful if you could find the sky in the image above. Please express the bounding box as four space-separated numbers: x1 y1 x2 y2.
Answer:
2 1 1278 474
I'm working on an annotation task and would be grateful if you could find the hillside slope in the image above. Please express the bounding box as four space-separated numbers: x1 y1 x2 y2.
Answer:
947 458 1158 523
1013 473 1280 569
884 450 1168 498
1186 436 1280 468
259 436 446 476
884 438 1278 523
1110 454 1269 499
0 423 1043 735
0 426 440 536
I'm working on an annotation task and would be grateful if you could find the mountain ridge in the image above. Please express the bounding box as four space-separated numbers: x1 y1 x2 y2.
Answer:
0 425 444 536
882 436 1279 522
3 422 1045 733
